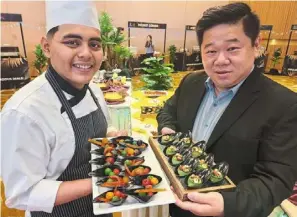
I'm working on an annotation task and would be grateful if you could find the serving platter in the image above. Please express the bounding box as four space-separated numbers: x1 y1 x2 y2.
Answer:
90 136 176 215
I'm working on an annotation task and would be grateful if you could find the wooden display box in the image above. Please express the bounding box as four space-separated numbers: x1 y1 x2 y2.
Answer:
140 106 162 120
149 137 236 201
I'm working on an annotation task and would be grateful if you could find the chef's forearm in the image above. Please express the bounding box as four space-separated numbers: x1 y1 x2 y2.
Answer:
106 126 118 135
55 178 92 206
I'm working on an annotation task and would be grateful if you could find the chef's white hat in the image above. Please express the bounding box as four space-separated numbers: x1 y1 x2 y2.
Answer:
45 0 100 33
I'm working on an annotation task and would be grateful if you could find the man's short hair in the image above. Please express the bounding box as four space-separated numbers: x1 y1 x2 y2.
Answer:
196 2 260 47
46 26 59 39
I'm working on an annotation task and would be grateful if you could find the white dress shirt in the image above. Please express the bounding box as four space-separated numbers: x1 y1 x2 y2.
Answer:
1 73 116 216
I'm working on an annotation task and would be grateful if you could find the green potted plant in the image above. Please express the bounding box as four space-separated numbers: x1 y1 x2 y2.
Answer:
113 45 133 77
269 48 282 74
114 45 133 68
33 44 48 75
99 12 126 71
168 45 177 64
140 56 173 90
168 45 178 72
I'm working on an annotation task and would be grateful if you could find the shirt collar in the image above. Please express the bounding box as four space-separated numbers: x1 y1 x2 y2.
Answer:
48 64 89 96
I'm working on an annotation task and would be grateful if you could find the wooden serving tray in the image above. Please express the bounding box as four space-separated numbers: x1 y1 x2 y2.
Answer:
149 137 236 201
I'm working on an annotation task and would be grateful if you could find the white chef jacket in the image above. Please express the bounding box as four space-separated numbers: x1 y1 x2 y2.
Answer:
1 73 116 216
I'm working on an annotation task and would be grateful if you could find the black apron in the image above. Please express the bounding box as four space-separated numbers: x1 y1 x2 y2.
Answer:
31 70 112 217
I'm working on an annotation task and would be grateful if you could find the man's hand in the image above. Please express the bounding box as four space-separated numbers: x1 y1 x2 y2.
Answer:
174 191 224 217
161 127 176 135
106 130 128 137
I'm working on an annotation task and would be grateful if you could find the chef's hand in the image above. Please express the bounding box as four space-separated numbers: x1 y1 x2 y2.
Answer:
55 178 92 206
106 130 128 137
174 191 224 217
161 127 176 135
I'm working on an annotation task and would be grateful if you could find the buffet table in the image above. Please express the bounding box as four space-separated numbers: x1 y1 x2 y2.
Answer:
106 81 132 136
282 55 297 76
120 73 190 217
93 78 133 136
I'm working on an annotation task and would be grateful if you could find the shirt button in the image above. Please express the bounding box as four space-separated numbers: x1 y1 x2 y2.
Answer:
213 103 217 107
204 124 209 127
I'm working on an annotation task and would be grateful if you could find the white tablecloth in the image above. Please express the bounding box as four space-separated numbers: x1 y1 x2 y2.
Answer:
121 205 169 217
120 134 170 217
122 130 170 217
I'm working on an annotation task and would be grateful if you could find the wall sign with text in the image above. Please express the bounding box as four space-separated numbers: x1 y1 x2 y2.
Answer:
260 25 273 31
291 24 297 30
186 25 196 31
1 13 22 22
128 21 167 29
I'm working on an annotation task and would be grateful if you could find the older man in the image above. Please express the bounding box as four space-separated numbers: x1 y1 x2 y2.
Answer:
157 2 297 217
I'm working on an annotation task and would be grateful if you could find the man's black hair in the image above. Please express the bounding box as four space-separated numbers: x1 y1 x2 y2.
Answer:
196 2 260 47
46 26 59 39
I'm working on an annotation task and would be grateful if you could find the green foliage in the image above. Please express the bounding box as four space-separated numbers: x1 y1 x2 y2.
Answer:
114 45 133 61
33 44 48 75
140 57 173 90
99 12 126 70
99 12 114 37
100 27 125 48
168 45 177 64
114 45 133 68
271 48 282 68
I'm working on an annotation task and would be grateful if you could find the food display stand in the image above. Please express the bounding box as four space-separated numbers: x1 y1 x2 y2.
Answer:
1 13 30 89
282 24 297 76
255 25 273 72
128 21 167 53
182 25 203 71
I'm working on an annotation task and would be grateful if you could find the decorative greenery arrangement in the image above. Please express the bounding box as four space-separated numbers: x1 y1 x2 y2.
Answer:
99 12 126 71
168 45 177 64
271 48 282 68
113 45 133 69
33 44 48 75
268 48 282 74
140 56 173 90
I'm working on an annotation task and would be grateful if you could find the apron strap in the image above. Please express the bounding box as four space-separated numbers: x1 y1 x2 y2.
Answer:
45 70 78 131
87 86 108 129
87 86 101 108
45 69 105 137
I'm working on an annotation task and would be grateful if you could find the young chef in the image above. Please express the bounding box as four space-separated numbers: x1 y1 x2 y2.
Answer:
1 1 126 216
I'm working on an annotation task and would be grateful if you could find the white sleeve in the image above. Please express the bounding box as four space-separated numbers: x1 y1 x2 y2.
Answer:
1 110 62 213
